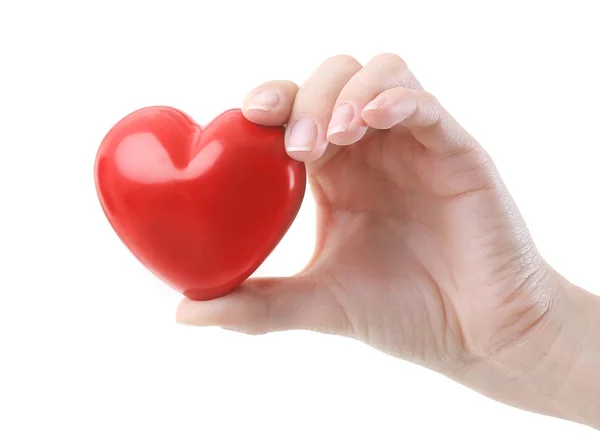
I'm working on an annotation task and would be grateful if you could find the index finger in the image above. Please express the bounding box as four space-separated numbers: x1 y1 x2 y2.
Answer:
242 80 299 126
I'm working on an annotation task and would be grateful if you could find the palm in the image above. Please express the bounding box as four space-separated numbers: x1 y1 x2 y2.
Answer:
304 128 550 368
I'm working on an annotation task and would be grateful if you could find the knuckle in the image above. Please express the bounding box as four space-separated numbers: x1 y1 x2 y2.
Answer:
269 79 299 92
370 52 409 71
368 53 421 88
417 89 438 103
417 90 442 118
321 54 362 70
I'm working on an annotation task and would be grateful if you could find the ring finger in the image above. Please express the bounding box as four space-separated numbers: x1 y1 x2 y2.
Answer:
327 53 423 146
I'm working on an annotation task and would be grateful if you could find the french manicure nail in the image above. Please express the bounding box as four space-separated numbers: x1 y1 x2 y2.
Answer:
287 119 317 152
327 103 354 136
363 95 387 112
247 91 280 111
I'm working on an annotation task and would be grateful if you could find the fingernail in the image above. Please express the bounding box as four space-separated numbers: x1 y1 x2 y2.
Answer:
363 95 387 112
327 103 354 136
287 119 317 152
247 91 280 111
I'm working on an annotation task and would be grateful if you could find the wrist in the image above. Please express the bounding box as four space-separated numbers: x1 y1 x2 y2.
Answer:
549 280 600 428
452 269 599 429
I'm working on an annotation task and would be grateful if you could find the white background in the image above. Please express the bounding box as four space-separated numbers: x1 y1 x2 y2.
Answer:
1 0 599 440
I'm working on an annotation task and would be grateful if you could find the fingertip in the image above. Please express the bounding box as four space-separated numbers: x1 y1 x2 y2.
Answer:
244 90 280 112
285 148 323 163
175 288 272 331
361 90 418 130
360 94 392 129
361 110 391 130
175 297 203 325
242 80 298 126
175 295 231 326
326 124 368 146
286 139 330 163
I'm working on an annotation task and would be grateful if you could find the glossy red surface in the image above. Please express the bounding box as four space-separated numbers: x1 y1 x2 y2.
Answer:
94 107 306 300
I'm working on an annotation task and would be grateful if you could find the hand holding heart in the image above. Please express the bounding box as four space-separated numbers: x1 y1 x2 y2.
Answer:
177 54 599 424
178 54 558 365
96 54 600 427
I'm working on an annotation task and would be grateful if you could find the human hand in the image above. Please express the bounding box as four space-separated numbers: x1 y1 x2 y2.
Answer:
176 54 600 429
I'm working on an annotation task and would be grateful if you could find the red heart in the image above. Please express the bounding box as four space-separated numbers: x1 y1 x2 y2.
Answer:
94 107 306 301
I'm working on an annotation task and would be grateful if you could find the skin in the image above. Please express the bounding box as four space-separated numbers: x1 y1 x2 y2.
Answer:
176 54 600 429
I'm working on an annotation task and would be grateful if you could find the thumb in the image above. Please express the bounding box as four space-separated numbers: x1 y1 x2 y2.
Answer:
175 275 350 336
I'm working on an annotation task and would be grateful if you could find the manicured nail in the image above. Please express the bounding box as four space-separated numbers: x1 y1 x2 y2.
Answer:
363 95 387 112
247 91 280 111
327 103 354 136
287 119 317 152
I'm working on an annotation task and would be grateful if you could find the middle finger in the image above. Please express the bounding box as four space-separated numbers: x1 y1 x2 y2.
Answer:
284 55 363 162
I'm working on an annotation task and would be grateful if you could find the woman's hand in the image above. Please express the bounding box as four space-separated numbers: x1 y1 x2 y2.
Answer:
176 54 600 429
